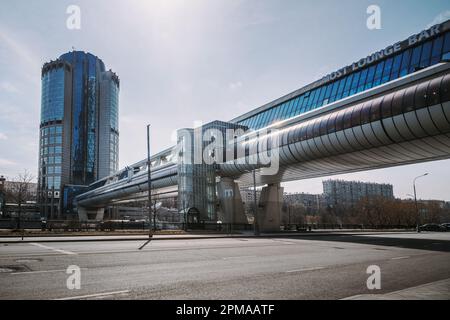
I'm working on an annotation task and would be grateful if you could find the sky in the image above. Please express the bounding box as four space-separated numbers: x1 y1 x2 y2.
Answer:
0 0 449 200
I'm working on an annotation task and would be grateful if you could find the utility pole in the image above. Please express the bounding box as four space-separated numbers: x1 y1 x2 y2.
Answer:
253 169 259 236
139 124 153 250
413 173 429 233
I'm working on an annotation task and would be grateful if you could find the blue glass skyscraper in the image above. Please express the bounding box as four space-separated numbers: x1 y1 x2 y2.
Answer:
38 51 119 218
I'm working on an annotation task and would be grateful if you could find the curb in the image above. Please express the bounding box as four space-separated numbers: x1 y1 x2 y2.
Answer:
0 231 418 244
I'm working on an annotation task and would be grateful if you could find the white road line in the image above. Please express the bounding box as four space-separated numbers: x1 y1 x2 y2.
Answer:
55 290 130 300
391 256 410 260
11 268 88 275
222 255 256 260
30 243 77 255
286 267 325 273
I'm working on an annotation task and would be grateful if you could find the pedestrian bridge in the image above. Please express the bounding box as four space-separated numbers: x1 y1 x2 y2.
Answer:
75 62 450 227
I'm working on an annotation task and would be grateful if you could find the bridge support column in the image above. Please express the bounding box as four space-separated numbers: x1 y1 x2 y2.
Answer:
217 177 247 224
95 208 105 221
77 207 88 222
77 207 105 222
258 183 283 232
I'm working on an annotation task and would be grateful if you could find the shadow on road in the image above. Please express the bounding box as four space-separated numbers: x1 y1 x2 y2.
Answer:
272 234 450 253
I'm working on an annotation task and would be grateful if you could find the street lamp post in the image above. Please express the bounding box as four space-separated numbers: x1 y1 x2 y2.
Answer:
253 169 259 236
147 124 153 239
138 125 154 250
413 173 429 233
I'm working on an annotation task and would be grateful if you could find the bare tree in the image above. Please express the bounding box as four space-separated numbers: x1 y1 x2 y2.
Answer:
4 170 35 229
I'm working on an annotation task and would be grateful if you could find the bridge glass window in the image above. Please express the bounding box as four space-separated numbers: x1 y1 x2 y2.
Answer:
284 100 294 118
373 60 385 87
306 89 316 111
259 111 268 127
273 106 282 122
442 32 450 60
329 80 340 102
336 77 347 101
430 36 444 64
313 87 324 108
409 45 423 72
277 104 286 120
288 97 299 117
364 65 377 90
381 57 393 84
399 49 412 77
248 116 256 129
293 96 304 116
419 41 432 69
316 86 327 107
357 68 368 93
390 53 403 80
342 73 354 98
350 71 361 95
323 83 333 102
285 100 294 118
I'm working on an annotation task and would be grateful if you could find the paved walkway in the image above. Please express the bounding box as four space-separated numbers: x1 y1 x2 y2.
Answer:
343 278 450 300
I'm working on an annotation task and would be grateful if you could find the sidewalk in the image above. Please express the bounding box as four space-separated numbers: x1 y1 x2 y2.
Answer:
343 278 450 300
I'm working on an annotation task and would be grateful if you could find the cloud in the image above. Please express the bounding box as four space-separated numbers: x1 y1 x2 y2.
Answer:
0 158 17 167
0 81 19 93
0 133 8 140
229 81 243 90
427 10 450 28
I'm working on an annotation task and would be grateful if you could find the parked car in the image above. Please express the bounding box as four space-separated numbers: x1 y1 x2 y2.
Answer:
440 223 450 231
419 223 446 232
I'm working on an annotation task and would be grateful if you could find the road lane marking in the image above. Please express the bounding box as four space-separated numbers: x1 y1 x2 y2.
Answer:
11 268 88 275
30 243 77 255
55 290 130 300
391 256 410 260
222 255 256 260
286 267 325 273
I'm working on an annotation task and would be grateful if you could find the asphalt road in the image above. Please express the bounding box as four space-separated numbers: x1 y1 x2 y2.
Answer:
0 232 449 300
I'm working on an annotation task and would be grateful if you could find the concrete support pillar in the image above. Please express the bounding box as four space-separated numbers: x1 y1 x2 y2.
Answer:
77 207 105 222
217 177 248 224
78 207 88 222
95 208 105 221
259 183 283 232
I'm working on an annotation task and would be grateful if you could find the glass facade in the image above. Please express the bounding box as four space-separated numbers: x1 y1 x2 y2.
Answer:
59 52 106 184
41 68 65 123
38 51 119 218
238 30 450 130
39 124 63 190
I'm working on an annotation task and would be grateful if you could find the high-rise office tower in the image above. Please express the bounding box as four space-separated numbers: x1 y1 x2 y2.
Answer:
38 51 119 219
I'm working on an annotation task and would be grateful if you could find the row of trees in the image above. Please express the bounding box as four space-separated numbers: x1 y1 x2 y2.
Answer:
281 196 450 227
0 171 36 220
